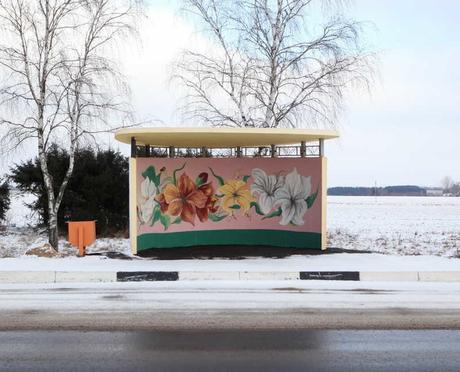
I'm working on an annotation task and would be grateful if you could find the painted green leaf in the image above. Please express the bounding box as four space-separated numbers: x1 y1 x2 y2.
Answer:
172 217 181 224
242 175 251 182
262 207 282 220
150 205 161 226
209 167 224 187
195 172 208 187
250 201 264 215
208 213 227 222
229 204 241 209
160 214 171 231
172 163 186 185
142 166 161 187
306 185 320 209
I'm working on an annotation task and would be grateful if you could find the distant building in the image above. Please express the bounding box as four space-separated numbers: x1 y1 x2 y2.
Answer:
425 188 444 196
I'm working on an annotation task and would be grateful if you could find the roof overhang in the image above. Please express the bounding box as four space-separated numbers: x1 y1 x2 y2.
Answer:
115 127 339 147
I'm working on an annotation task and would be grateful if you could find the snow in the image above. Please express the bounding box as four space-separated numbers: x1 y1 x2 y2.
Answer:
0 253 459 272
2 280 460 312
0 191 131 258
4 280 460 292
328 196 460 257
1 193 459 259
4 189 39 227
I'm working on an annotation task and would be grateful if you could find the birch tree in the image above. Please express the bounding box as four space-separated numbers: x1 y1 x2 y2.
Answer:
175 0 374 128
0 0 140 250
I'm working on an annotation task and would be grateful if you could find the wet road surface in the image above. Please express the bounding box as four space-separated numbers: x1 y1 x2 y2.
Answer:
1 329 460 371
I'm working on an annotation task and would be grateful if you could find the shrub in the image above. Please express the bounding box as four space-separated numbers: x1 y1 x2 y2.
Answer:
10 145 129 236
0 179 10 222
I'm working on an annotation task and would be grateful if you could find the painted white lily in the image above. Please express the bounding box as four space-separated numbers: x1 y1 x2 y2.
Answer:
139 178 158 224
274 168 311 225
250 168 285 214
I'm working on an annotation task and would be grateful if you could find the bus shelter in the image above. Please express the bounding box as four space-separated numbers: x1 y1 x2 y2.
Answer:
115 127 339 255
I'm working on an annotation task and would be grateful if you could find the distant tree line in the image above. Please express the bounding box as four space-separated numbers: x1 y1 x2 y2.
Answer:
441 177 460 196
9 146 129 236
328 185 427 196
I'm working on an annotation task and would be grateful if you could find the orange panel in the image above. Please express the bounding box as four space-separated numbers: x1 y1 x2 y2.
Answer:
67 221 96 256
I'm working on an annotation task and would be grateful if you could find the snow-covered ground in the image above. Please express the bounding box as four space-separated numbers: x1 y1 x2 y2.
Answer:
0 191 131 258
0 252 459 272
328 196 460 257
1 193 459 258
2 280 460 313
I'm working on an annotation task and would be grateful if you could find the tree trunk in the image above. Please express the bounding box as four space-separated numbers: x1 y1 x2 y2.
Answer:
48 210 59 251
37 119 59 251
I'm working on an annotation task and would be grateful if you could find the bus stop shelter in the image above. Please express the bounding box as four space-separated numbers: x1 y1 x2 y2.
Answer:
115 127 339 255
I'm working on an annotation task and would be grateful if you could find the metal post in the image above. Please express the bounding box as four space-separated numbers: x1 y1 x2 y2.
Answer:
319 139 324 157
201 146 206 157
236 146 242 158
300 141 306 158
130 137 137 158
271 144 276 158
145 144 150 157
169 146 175 158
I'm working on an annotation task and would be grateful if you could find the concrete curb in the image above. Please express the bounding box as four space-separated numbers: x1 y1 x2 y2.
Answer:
1 271 460 283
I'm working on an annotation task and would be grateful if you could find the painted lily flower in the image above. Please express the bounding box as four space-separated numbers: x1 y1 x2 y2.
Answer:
196 182 218 222
250 168 285 214
161 173 208 225
219 179 254 215
274 168 311 225
139 177 157 224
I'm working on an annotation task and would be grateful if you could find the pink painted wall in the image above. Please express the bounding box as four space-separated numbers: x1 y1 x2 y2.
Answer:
136 157 323 236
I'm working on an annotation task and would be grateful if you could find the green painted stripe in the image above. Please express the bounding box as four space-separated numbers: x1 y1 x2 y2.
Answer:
137 230 321 251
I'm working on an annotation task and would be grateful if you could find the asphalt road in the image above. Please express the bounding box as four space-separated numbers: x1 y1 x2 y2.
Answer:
1 330 460 371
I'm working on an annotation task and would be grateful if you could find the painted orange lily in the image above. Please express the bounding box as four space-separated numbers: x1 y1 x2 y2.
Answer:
161 173 208 225
196 182 218 222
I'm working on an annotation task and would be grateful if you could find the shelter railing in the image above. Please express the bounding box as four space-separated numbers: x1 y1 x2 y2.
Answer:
135 144 321 158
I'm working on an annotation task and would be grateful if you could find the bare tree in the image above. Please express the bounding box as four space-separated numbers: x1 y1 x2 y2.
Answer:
441 176 453 192
0 0 141 250
175 0 374 128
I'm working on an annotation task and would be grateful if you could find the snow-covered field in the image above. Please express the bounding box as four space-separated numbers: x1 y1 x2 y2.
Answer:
328 196 460 257
0 193 459 258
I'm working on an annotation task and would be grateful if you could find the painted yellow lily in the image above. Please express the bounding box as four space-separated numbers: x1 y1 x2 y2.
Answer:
219 179 254 215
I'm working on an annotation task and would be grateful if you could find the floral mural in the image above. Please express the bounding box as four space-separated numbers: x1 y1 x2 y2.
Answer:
138 163 319 231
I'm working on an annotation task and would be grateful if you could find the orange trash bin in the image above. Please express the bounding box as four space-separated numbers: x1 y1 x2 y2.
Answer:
67 221 96 257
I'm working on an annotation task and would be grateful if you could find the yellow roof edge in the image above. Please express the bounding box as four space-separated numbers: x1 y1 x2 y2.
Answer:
115 127 339 147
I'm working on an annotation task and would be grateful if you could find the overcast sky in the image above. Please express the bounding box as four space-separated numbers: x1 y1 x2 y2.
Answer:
2 0 459 187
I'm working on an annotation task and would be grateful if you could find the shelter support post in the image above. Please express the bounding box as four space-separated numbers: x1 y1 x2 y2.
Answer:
321 156 328 250
236 146 242 158
300 141 306 157
271 144 276 158
319 139 325 157
129 157 138 254
130 137 137 157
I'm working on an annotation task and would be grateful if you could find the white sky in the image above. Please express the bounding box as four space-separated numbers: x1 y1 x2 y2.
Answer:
1 0 459 187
